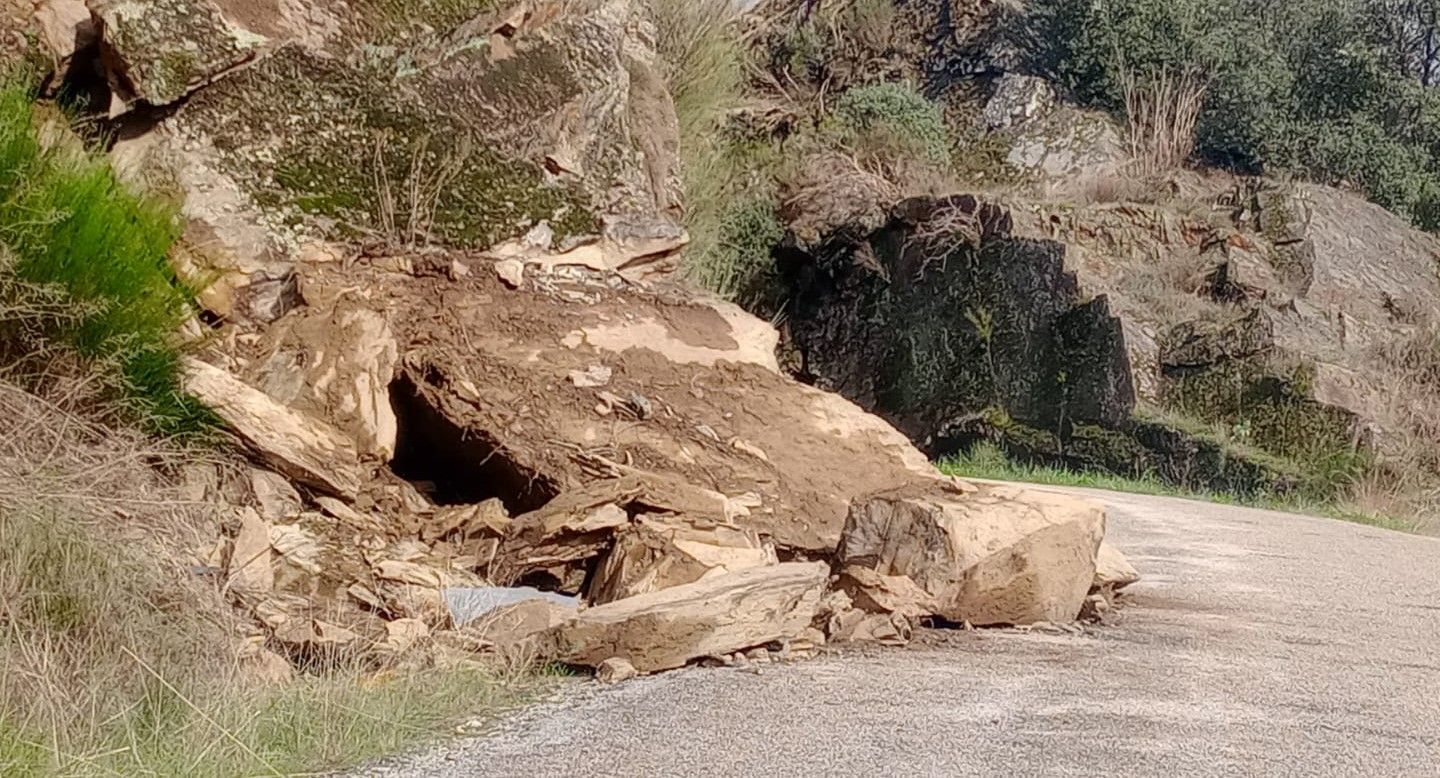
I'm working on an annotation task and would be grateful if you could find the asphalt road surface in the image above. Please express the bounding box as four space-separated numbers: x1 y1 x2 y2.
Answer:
360 487 1440 777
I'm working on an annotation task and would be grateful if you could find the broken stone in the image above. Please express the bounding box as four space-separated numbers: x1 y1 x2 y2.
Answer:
422 499 511 543
549 562 829 675
249 468 302 522
1093 543 1140 593
228 508 273 598
35 0 98 66
495 259 525 289
567 365 613 388
836 566 938 620
462 598 577 648
595 657 639 684
588 513 778 605
443 587 580 629
838 485 1106 626
183 358 364 499
92 0 269 107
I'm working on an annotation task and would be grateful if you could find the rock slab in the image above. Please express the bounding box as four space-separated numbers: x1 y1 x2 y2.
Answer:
839 485 1105 626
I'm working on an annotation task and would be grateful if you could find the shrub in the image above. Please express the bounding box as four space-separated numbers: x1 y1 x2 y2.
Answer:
1022 0 1440 229
0 73 207 435
825 82 953 168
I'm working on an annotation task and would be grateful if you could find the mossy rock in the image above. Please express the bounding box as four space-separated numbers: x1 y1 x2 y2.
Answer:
182 46 596 248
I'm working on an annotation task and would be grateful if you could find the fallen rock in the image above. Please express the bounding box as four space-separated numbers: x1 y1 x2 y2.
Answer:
1093 543 1140 593
184 358 364 499
595 657 640 684
836 565 937 620
550 562 829 674
228 508 273 598
839 485 1106 626
443 587 580 629
588 513 778 605
829 611 913 646
463 598 577 649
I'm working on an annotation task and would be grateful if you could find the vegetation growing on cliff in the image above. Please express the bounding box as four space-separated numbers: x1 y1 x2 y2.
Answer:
1024 0 1440 229
0 74 208 435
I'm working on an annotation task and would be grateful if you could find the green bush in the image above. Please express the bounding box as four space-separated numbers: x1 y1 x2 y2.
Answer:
0 74 207 435
825 82 953 168
1024 0 1440 228
686 195 786 305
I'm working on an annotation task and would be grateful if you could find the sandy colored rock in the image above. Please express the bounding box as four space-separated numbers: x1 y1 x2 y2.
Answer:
92 0 268 108
34 0 96 62
595 657 639 684
228 508 273 598
551 562 829 674
829 611 913 646
588 513 778 605
248 468 302 522
839 485 1106 626
183 358 363 499
463 599 577 648
1093 543 1140 592
836 565 937 619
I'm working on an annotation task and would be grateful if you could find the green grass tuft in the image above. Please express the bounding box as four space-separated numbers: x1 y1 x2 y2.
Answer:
0 72 209 436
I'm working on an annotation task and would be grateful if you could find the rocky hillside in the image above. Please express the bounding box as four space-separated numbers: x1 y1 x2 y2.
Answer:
0 4 1149 771
700 0 1440 528
4 0 1436 771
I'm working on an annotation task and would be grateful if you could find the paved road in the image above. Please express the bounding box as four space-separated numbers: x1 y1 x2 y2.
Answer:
363 487 1440 777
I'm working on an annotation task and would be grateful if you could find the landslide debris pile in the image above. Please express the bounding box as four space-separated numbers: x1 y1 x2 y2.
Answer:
186 248 1138 678
15 0 1140 682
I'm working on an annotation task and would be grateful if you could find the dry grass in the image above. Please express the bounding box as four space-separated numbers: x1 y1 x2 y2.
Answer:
1352 323 1440 530
0 379 548 776
1120 67 1205 179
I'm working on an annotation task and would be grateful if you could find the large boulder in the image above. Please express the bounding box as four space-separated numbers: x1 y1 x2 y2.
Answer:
838 485 1106 626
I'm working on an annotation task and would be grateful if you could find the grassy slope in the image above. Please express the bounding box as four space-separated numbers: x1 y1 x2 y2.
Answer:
0 72 548 774
940 443 1425 534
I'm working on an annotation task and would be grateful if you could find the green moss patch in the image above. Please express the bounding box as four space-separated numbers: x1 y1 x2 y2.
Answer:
185 47 595 248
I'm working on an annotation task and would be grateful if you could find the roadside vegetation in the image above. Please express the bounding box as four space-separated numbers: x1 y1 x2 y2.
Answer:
941 443 1425 534
0 70 547 776
0 73 208 435
1023 0 1440 230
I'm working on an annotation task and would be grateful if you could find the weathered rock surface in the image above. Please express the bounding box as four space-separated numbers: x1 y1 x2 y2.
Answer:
589 513 778 605
183 358 363 498
839 486 1106 626
549 562 829 673
1093 543 1140 593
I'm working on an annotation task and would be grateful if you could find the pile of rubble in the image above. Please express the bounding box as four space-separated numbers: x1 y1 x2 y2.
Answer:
186 240 1139 682
23 0 1140 682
